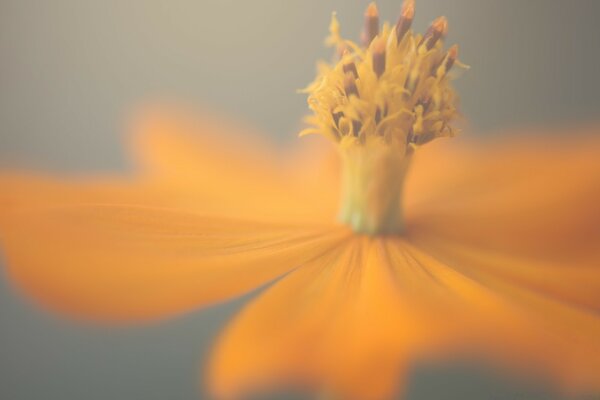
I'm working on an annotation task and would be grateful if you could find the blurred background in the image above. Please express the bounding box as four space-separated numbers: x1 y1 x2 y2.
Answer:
0 0 599 399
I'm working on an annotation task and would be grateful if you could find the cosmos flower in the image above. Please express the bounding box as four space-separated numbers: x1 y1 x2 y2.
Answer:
1 1 600 399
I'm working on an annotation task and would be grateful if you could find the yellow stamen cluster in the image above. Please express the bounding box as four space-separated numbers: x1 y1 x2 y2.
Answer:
300 1 466 235
300 0 464 148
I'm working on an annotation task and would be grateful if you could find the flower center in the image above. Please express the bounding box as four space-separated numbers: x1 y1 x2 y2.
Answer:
300 1 466 235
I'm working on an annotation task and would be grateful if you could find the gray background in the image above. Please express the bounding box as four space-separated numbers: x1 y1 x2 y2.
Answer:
1 1 599 399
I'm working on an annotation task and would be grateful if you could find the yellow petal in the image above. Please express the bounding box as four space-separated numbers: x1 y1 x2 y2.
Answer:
1 204 349 321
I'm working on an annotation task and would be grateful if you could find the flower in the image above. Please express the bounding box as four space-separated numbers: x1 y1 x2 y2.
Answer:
1 1 600 399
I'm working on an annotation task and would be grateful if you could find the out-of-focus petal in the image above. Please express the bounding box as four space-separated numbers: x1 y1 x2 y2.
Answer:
209 202 600 400
0 106 340 228
405 128 600 313
398 127 600 392
0 171 253 221
0 173 227 234
399 241 600 393
406 127 600 261
0 204 349 321
208 237 435 400
129 106 339 224
0 173 163 209
407 126 600 205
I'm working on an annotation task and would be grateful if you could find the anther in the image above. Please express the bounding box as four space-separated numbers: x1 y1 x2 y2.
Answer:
352 120 363 137
372 37 386 78
342 50 359 78
395 0 415 44
419 16 448 50
444 44 458 73
362 3 380 47
375 107 382 125
332 111 344 127
344 73 359 98
432 44 458 77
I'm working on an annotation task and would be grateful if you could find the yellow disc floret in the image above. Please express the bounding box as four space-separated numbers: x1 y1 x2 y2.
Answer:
300 1 466 235
301 0 463 147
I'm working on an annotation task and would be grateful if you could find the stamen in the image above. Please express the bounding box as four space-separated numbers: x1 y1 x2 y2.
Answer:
432 44 458 77
412 131 435 145
332 111 344 127
404 70 419 95
444 44 458 73
416 97 431 112
413 104 424 134
343 62 359 78
406 125 414 143
352 120 362 137
395 0 415 44
344 73 359 97
374 103 389 126
362 3 380 47
342 50 359 78
372 37 386 78
419 16 448 50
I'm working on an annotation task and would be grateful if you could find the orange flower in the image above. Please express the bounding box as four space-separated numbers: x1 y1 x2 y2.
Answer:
1 2 600 399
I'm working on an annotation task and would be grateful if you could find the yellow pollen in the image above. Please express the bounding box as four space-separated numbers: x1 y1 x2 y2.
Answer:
299 1 466 235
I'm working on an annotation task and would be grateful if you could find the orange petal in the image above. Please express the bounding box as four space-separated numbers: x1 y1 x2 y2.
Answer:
396 240 600 394
1 204 349 321
0 172 164 210
407 126 600 207
406 128 600 262
400 130 600 392
209 237 434 400
410 236 600 312
0 172 225 237
129 105 339 224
